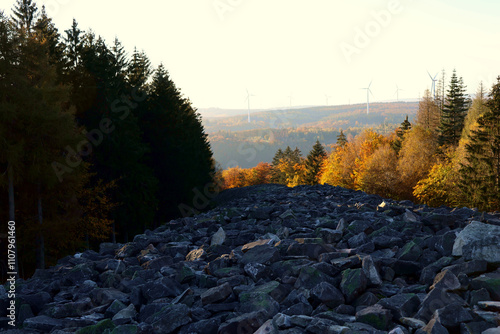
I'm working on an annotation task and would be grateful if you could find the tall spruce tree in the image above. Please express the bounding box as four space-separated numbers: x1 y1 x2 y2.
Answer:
304 140 327 185
439 69 470 146
1 10 85 269
63 19 82 70
459 77 500 211
144 64 213 220
270 148 286 184
34 6 64 69
127 47 151 90
337 130 347 148
11 0 37 34
68 31 158 242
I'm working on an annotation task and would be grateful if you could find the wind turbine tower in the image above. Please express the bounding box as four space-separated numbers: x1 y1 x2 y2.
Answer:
427 71 438 99
394 85 403 101
245 89 255 123
325 94 332 106
361 81 373 114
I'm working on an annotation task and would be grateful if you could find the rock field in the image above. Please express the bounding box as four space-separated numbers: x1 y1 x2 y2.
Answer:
1 184 500 333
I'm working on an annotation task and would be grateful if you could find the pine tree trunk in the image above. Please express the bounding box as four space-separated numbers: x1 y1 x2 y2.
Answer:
7 164 19 279
36 183 45 269
85 232 90 250
111 221 116 244
8 164 14 222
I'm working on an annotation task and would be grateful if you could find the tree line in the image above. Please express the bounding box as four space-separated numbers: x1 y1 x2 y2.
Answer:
219 69 500 212
0 0 213 277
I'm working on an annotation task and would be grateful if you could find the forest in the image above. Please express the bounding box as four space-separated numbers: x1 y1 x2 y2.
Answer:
0 1 214 278
218 72 500 214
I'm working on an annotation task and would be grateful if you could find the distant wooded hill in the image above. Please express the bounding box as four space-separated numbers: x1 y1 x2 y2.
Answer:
200 102 419 169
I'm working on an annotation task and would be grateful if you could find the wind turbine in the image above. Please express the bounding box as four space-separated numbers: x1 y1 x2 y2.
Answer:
325 94 332 106
427 71 438 99
394 85 403 101
361 81 373 114
287 93 293 108
245 89 255 122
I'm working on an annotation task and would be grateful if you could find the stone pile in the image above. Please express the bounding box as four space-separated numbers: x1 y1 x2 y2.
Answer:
1 184 500 333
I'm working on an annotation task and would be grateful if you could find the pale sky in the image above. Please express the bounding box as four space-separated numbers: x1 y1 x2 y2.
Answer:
3 0 500 109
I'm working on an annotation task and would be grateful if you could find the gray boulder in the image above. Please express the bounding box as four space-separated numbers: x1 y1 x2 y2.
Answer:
452 221 500 263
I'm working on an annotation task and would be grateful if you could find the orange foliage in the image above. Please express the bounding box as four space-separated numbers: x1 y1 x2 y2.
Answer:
221 162 272 190
359 144 398 198
78 178 117 242
320 129 387 189
396 126 438 199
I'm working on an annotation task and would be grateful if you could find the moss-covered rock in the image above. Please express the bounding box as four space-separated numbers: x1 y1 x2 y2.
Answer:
355 304 392 330
340 268 367 303
471 272 500 300
294 266 336 290
76 319 115 334
398 240 423 261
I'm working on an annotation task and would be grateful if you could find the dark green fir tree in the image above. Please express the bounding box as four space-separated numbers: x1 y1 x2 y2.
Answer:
439 69 470 146
304 140 327 185
336 129 347 148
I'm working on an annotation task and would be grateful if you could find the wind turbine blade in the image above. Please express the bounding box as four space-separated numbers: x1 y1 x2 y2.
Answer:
368 81 372 89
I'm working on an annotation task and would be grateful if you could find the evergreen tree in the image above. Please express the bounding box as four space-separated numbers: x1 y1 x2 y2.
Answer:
11 0 38 34
144 64 213 220
392 115 411 154
127 47 151 90
270 148 286 184
291 147 302 164
270 146 303 185
111 37 127 83
439 69 470 146
304 140 327 185
69 32 158 242
272 148 284 166
1 13 85 269
459 77 500 211
63 19 82 70
34 6 64 67
337 130 347 148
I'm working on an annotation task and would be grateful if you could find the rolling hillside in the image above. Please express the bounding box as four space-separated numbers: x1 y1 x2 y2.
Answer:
200 102 419 169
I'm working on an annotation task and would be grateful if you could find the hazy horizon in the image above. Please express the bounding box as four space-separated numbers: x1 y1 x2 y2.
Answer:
12 0 500 110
